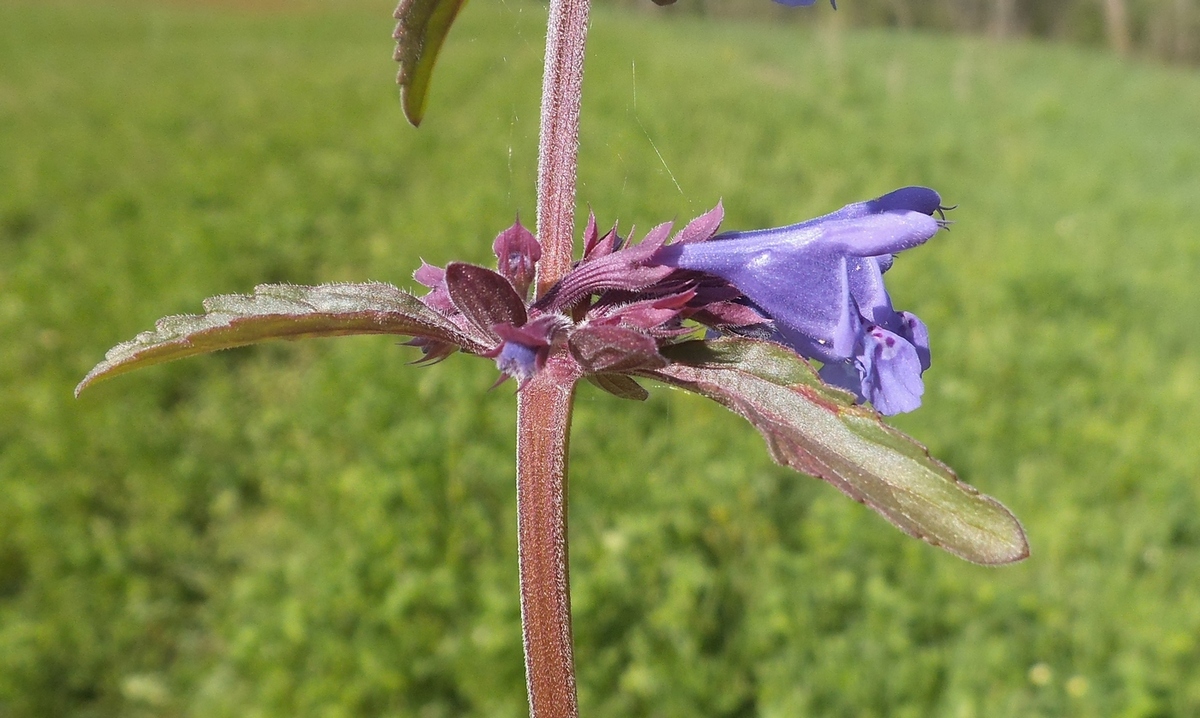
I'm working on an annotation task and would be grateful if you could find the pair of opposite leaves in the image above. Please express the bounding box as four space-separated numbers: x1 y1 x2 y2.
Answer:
79 2 1029 565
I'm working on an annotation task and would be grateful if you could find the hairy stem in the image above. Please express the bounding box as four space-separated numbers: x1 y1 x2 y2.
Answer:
534 0 591 297
516 361 580 718
520 0 590 714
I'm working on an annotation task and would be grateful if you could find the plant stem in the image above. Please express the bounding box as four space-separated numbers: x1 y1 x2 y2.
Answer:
520 0 590 714
534 0 591 297
516 360 580 718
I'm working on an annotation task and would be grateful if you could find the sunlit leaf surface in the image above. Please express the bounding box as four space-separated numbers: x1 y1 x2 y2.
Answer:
77 283 481 395
653 339 1030 565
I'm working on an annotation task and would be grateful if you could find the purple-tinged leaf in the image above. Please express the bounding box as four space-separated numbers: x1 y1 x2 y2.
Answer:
638 221 675 252
444 262 528 343
672 201 724 245
413 261 445 287
536 227 675 312
77 282 482 396
650 338 1029 565
403 336 459 364
585 373 649 401
584 223 621 261
393 0 469 126
412 261 456 314
691 300 768 328
582 211 601 258
590 292 693 333
568 325 668 374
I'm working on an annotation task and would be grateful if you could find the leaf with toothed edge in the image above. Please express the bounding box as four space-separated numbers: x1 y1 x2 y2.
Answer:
76 282 485 396
393 0 470 126
649 338 1029 565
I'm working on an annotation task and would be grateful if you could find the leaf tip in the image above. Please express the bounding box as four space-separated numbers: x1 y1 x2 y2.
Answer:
402 91 425 127
958 506 1031 566
995 524 1032 565
74 365 107 398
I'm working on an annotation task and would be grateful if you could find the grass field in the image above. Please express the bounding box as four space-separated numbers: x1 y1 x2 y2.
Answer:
3 1 1200 716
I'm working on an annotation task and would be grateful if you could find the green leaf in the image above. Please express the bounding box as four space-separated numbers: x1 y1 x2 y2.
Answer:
77 282 483 396
393 0 470 127
653 338 1029 565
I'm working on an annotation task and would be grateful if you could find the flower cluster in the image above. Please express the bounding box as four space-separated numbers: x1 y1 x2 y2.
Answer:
410 187 945 415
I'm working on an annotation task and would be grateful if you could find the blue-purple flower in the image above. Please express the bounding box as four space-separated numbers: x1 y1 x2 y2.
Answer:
653 187 945 415
773 0 837 8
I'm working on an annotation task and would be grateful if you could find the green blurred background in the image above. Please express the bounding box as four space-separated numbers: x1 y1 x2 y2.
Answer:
618 0 1200 66
2 0 1200 715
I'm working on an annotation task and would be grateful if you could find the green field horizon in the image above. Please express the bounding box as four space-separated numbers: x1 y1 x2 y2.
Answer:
3 1 1200 716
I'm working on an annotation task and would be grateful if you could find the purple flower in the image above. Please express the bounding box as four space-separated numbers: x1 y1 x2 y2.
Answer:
493 340 540 381
492 217 541 299
653 187 945 415
818 325 924 415
486 316 565 386
773 0 836 8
